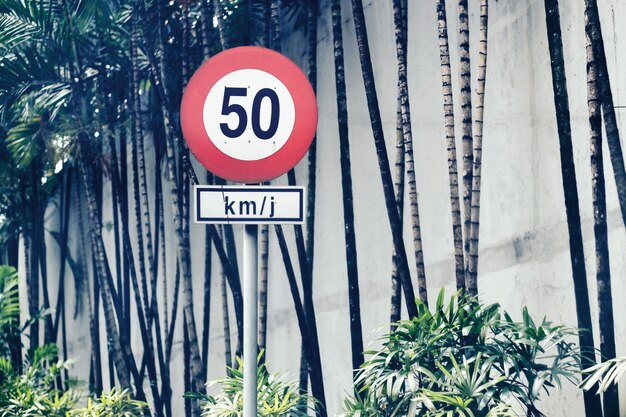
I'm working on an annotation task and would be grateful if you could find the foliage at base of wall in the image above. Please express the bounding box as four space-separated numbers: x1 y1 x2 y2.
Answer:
0 344 147 417
341 290 583 417
195 355 317 417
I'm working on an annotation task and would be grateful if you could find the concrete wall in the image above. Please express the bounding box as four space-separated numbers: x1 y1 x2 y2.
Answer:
20 0 626 416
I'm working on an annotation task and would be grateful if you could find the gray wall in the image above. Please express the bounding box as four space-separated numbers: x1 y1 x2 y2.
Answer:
19 0 626 416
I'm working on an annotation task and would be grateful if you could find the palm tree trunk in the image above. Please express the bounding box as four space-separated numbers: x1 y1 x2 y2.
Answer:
131 11 157 331
183 312 192 417
457 0 474 291
350 0 417 318
391 87 404 326
258 224 270 354
584 0 626 229
77 148 131 389
543 2 603 416
436 0 464 291
179 3 205 407
331 0 364 373
586 27 619 417
467 0 488 296
219 234 233 371
119 127 132 339
274 226 327 417
166 259 181 365
393 0 427 303
75 181 102 392
306 0 318 274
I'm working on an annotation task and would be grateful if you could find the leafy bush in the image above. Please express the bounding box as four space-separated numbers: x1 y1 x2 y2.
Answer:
0 344 76 417
70 388 147 417
201 357 316 417
342 291 581 417
0 265 20 359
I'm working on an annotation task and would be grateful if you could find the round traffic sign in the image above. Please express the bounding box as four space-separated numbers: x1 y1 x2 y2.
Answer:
180 46 318 183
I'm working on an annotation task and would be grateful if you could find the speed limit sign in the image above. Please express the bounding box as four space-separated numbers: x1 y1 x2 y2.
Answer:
180 46 318 183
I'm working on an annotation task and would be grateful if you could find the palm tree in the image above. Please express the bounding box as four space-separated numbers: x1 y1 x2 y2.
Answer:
350 0 417 318
391 94 404 325
457 0 474 292
330 0 364 374
543 1 602 415
274 225 327 417
467 0 488 295
436 0 464 291
584 0 626 229
392 0 427 304
585 20 618 417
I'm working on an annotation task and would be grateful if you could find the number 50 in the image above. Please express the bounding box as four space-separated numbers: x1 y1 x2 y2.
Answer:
220 87 280 140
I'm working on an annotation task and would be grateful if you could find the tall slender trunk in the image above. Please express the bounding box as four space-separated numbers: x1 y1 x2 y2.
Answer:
584 0 626 229
75 182 102 392
27 177 40 350
391 0 408 325
131 9 154 329
303 3 319 382
38 204 54 345
219 231 233 371
436 0 464 291
306 0 318 275
183 312 192 417
258 224 270 354
586 25 619 417
391 80 404 325
120 127 132 340
274 226 327 417
199 0 213 382
331 0 364 373
166 260 181 365
127 18 164 408
350 0 417 318
77 148 131 389
180 5 205 412
393 0 427 303
457 0 474 291
543 2 603 416
467 0 488 295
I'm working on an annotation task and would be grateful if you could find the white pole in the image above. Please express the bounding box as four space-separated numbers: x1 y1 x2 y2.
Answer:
243 224 258 417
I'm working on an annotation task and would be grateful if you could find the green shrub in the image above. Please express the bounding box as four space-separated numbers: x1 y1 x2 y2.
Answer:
342 290 581 417
0 345 76 417
70 388 147 417
201 356 316 417
0 265 19 359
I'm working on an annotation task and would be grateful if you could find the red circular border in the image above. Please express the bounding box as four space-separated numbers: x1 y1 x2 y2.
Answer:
180 46 318 183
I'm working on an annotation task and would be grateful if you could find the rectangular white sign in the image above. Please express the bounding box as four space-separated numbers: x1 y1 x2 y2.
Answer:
194 185 305 224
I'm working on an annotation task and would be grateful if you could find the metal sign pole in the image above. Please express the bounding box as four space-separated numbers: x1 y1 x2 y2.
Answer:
243 224 258 417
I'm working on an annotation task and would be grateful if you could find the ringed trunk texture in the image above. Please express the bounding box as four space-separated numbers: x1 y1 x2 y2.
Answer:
391 92 404 326
331 0 365 372
584 0 626 229
274 225 327 417
393 0 427 303
457 0 474 290
586 24 619 417
436 0 464 291
543 1 603 415
467 0 488 296
350 0 417 318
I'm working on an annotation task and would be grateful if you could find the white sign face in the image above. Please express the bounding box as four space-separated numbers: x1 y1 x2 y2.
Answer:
194 185 305 224
203 69 296 161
